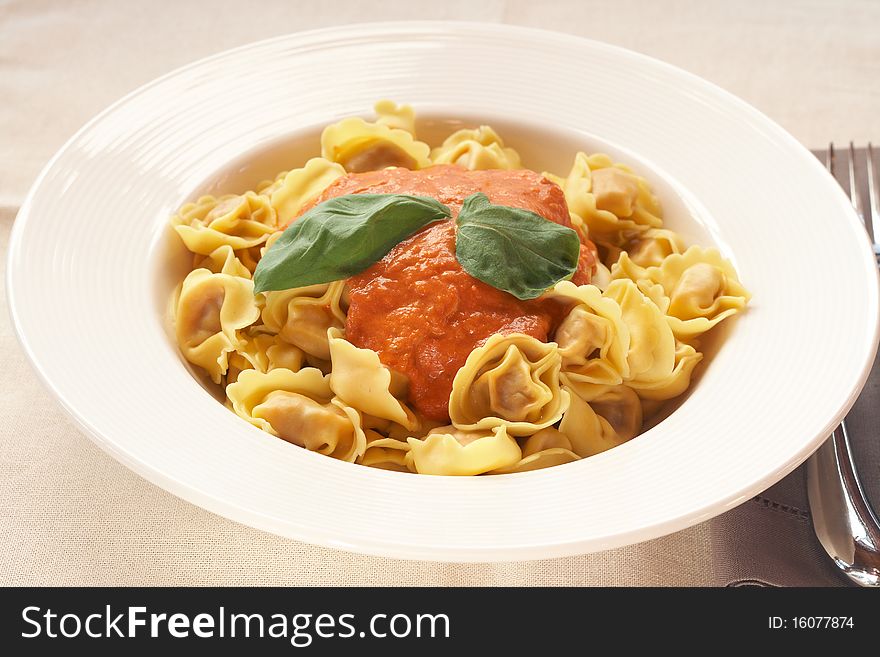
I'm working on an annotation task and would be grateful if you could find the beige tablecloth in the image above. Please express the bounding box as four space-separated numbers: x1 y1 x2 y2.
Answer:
2 0 878 586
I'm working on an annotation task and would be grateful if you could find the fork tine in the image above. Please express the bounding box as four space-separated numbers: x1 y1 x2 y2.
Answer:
826 142 834 173
868 143 879 248
848 142 866 226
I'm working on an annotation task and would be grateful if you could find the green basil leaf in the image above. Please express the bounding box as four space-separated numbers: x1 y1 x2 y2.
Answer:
254 193 451 293
455 193 581 300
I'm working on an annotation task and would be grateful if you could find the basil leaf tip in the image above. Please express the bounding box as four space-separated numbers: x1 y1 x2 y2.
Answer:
454 193 580 300
253 193 450 293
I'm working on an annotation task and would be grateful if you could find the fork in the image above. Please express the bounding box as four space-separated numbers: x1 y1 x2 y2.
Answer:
806 142 880 587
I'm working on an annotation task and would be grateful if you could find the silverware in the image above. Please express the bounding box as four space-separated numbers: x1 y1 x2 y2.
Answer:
806 142 880 587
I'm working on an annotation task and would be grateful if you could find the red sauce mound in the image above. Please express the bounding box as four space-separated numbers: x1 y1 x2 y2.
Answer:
302 165 596 421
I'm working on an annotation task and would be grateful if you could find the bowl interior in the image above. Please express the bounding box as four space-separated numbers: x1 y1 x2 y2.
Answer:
152 111 734 435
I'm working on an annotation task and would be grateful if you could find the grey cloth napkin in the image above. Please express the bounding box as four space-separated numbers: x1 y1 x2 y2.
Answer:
709 146 880 587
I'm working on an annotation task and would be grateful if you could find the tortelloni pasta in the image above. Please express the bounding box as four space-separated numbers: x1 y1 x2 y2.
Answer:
558 388 632 457
227 368 366 463
406 425 522 476
430 126 522 170
545 152 662 252
448 334 569 437
225 331 305 385
172 191 277 256
625 228 685 268
327 328 419 431
602 278 677 388
609 245 750 340
373 99 417 134
321 101 431 172
193 244 252 279
643 246 750 338
627 341 703 401
543 281 630 395
265 157 345 226
260 282 347 361
490 428 580 474
169 100 750 475
175 268 260 384
361 434 411 472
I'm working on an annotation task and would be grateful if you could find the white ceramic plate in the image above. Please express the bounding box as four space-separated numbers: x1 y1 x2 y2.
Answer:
8 22 879 561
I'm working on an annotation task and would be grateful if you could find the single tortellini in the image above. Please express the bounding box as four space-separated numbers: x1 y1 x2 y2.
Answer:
591 161 661 225
546 152 661 248
603 279 676 387
558 387 632 457
175 269 261 384
449 334 569 437
625 228 685 268
327 328 419 430
430 126 522 170
321 104 431 172
612 246 749 339
227 331 305 383
192 244 252 279
647 246 750 338
543 281 630 386
361 432 411 472
227 367 366 462
261 281 347 360
172 191 277 255
544 152 662 247
268 157 346 226
628 341 703 401
491 428 581 474
373 99 417 134
588 384 643 441
405 425 521 476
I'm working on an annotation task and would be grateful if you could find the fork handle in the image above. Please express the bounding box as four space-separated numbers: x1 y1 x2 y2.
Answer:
807 421 880 586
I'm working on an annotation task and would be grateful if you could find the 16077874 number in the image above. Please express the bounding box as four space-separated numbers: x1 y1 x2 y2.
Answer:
768 617 854 629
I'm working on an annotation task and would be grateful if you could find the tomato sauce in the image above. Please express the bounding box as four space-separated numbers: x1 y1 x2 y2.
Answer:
299 165 596 422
